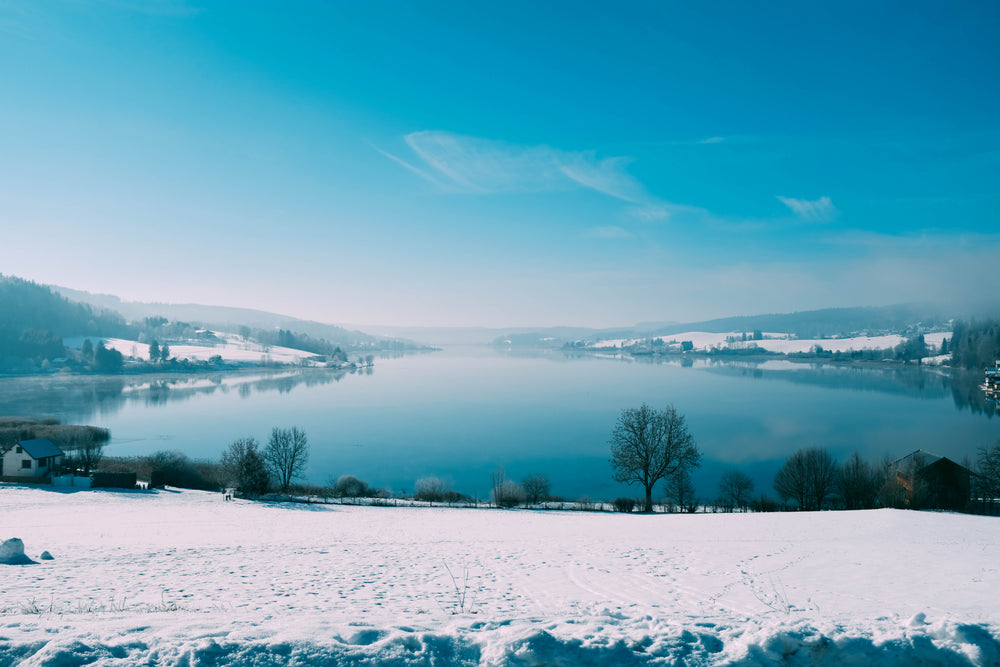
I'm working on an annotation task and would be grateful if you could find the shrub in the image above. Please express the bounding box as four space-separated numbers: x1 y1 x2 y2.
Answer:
750 494 781 512
220 438 270 497
414 476 449 502
612 497 636 513
491 480 526 508
332 475 370 498
522 474 551 504
149 451 220 491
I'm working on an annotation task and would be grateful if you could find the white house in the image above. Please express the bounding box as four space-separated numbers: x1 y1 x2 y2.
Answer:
0 438 65 479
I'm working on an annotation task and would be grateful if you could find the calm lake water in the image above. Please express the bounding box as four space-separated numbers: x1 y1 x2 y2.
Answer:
2 347 997 500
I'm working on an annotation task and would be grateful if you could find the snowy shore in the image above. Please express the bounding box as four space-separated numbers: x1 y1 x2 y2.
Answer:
1 486 997 665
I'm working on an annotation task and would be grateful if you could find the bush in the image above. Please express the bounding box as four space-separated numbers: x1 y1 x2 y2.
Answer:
220 437 270 497
612 497 636 513
331 475 370 498
413 476 469 503
149 451 220 491
750 494 781 512
491 480 526 508
522 474 551 504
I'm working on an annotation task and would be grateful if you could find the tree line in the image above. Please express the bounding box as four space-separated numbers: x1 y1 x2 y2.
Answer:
606 404 1000 514
949 320 1000 370
0 275 131 369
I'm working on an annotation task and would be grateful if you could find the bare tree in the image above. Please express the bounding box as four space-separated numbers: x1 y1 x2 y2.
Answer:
522 474 551 505
665 468 698 513
976 440 1000 513
62 429 105 475
264 427 309 493
610 404 701 513
718 469 755 512
414 475 450 502
774 447 837 511
490 467 525 508
774 451 807 509
837 452 883 510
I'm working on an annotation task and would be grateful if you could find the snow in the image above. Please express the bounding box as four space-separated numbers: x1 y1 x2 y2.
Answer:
1 486 997 666
591 332 953 357
95 333 320 366
749 334 903 355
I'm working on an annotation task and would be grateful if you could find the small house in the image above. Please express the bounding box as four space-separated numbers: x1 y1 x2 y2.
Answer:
890 450 972 511
986 361 1000 397
0 438 65 480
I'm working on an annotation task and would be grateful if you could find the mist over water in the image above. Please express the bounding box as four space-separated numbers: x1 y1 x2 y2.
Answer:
1 347 995 501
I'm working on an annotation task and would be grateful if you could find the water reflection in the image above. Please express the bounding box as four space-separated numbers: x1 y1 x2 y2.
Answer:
0 367 358 424
0 351 996 500
556 351 998 418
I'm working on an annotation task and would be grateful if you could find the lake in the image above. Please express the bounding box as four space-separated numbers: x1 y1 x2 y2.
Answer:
1 347 997 501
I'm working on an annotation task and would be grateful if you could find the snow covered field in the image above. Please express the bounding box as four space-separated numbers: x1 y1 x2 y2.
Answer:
589 332 950 357
1 487 998 666
64 333 322 366
103 334 319 366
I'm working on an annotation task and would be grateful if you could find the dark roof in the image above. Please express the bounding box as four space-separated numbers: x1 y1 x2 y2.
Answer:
892 449 943 468
893 449 973 475
17 438 64 459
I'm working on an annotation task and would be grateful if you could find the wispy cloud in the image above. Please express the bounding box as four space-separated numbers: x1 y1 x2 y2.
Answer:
370 144 450 190
380 131 668 218
628 205 670 221
777 195 837 223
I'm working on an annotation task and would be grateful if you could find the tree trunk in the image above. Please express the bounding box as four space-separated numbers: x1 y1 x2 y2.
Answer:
644 486 653 513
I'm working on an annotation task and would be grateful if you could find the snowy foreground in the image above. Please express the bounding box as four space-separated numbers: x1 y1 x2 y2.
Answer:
1 488 998 666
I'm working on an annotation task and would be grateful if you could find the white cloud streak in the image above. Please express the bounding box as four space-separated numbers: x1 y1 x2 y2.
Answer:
777 195 837 222
371 145 450 189
383 131 667 218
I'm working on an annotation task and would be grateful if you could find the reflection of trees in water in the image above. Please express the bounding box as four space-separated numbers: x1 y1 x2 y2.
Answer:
0 368 357 423
610 353 995 417
950 371 999 418
705 360 997 419
704 361 955 400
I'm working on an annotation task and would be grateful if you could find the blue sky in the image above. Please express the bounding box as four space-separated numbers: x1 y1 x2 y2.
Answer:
1 1 998 327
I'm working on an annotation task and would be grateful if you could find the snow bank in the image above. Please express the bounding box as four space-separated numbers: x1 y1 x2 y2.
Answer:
1 487 997 666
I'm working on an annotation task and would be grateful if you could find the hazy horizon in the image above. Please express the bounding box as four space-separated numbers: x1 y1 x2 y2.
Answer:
2 2 998 328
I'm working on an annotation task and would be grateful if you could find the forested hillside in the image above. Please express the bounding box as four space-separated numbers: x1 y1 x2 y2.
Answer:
649 304 951 339
949 320 1000 370
0 275 131 369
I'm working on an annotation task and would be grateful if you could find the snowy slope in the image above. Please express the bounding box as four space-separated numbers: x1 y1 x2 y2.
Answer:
98 334 319 366
591 332 951 357
1 487 997 666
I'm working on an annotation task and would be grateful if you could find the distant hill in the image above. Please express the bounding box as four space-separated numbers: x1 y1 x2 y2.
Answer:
52 286 400 349
647 304 954 339
359 325 612 346
0 274 132 368
491 304 960 349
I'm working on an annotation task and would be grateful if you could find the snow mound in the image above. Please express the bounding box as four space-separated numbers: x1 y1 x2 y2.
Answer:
1 618 996 666
0 538 35 565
